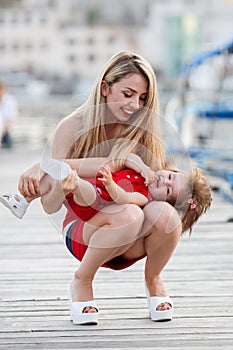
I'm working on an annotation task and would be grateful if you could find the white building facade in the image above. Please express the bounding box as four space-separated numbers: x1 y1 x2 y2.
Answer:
141 0 233 76
0 0 148 80
0 0 232 81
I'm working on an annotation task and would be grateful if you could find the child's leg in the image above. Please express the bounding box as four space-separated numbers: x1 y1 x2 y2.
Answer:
41 158 97 207
65 174 97 207
40 169 97 214
40 174 65 214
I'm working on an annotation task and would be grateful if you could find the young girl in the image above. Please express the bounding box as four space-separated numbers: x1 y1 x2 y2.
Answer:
40 153 211 236
0 51 211 325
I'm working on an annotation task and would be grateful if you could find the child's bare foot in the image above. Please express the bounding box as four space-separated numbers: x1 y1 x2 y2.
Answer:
61 170 80 196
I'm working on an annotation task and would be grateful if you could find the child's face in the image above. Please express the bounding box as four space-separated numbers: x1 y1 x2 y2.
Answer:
148 170 187 203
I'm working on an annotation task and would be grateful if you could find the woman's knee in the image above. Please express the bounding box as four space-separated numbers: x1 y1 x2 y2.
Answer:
119 204 144 227
144 201 182 235
82 204 144 247
114 205 145 243
99 203 144 227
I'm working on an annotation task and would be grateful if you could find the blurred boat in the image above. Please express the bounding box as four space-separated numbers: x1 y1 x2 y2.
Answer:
165 39 233 202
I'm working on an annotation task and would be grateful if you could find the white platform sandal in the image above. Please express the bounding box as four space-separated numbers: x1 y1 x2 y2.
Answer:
145 286 173 321
148 296 174 322
67 288 99 325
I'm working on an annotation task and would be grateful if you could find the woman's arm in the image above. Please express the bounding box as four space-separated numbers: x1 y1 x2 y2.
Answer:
18 113 116 198
62 158 117 177
99 166 149 207
61 153 155 181
18 113 79 198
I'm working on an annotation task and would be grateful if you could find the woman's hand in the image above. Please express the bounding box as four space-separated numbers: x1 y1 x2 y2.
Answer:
18 163 44 199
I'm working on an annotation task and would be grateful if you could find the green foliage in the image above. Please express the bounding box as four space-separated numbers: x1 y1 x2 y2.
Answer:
86 7 101 25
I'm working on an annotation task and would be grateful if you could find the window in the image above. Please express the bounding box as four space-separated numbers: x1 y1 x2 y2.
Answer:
88 54 95 62
108 36 116 44
40 41 48 50
25 13 32 23
68 54 76 63
68 38 76 46
87 37 94 45
40 14 48 24
48 0 56 7
11 14 18 24
25 42 33 50
12 42 19 50
0 43 5 51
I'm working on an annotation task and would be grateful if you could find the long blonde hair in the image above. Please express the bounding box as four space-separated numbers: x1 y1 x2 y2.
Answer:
66 51 165 170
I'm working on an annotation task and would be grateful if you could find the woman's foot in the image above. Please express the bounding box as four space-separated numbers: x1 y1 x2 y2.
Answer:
145 276 172 311
145 276 173 321
70 278 98 314
68 279 99 325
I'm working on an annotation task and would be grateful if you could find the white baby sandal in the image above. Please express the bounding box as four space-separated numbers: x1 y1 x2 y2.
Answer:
0 193 29 219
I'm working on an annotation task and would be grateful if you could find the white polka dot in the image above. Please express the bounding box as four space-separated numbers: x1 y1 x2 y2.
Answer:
126 174 131 178
134 175 139 179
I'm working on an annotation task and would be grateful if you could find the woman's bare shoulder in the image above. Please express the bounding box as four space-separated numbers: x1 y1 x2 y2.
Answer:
52 109 84 158
56 109 83 131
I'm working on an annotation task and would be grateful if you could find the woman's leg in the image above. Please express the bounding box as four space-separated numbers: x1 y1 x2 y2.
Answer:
70 204 144 306
143 202 182 310
121 201 182 311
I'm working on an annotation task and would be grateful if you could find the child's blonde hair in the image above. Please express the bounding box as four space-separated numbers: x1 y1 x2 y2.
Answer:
171 168 212 234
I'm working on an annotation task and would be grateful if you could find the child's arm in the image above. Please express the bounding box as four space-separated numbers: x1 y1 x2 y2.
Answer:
125 153 155 185
98 166 149 207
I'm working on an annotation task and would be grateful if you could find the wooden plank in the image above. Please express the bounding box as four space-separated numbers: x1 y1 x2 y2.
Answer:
0 149 233 349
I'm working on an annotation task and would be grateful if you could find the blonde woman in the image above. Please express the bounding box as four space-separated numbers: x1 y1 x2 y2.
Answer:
0 52 196 325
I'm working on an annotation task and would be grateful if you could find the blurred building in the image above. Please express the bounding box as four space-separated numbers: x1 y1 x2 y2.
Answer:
0 0 232 85
142 0 233 78
0 0 150 82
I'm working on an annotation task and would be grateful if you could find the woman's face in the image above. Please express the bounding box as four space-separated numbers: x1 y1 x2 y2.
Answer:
148 170 188 203
101 73 148 122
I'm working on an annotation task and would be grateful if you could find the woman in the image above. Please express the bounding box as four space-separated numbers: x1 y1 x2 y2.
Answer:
16 52 183 324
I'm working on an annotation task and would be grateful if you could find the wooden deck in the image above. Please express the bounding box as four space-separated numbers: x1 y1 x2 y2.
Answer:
0 148 233 349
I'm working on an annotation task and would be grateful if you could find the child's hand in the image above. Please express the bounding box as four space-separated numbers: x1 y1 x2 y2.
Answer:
140 167 156 186
98 165 113 186
61 170 79 195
